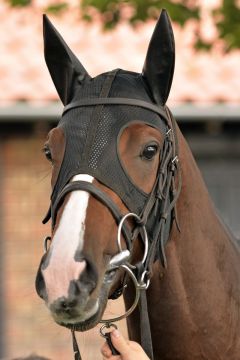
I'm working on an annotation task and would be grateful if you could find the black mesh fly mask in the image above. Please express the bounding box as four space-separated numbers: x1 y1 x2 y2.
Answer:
43 69 180 266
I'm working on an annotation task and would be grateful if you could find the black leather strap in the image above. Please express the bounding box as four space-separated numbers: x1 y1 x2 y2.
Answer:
71 330 82 360
63 97 169 124
140 290 153 359
52 180 133 249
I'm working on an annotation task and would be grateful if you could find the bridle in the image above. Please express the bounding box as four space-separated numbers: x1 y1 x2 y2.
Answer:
43 96 181 359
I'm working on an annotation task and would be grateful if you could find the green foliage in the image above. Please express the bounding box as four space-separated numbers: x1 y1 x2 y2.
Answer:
7 0 31 6
45 2 69 15
81 0 199 29
195 39 212 51
6 0 240 51
80 0 240 51
213 0 240 51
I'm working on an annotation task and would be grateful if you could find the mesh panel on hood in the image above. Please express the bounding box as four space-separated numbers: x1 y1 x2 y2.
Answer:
51 69 167 215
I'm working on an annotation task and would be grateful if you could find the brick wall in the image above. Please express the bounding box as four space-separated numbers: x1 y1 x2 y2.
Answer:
1 127 126 359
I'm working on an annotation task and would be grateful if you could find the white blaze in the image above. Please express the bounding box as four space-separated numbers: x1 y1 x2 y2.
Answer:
43 174 94 304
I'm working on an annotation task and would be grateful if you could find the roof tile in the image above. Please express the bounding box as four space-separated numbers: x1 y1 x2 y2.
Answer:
0 1 239 105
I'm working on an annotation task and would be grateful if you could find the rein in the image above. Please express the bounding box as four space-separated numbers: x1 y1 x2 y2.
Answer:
43 91 181 359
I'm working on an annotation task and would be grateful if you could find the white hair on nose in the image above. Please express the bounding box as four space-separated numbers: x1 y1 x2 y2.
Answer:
42 174 94 304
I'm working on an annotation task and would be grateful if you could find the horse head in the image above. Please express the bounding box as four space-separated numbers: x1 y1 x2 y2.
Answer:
36 10 178 333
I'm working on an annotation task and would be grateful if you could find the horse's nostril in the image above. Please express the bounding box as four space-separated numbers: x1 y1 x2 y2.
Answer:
61 299 76 311
61 301 69 313
35 256 48 300
78 258 98 294
52 297 78 315
62 301 68 309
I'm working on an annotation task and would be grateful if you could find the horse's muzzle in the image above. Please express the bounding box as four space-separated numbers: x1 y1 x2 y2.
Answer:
35 254 98 316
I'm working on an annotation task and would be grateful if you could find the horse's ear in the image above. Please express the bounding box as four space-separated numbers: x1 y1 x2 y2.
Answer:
43 15 91 105
142 9 175 106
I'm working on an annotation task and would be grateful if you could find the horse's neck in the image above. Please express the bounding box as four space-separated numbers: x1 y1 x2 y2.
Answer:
125 129 240 359
170 130 240 288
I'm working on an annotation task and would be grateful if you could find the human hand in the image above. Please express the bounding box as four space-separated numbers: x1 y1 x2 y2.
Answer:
101 329 150 360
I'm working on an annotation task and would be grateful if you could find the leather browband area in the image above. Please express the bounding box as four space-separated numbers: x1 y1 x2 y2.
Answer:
63 97 169 124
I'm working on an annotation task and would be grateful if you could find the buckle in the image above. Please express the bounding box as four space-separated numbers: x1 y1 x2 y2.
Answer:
172 155 179 164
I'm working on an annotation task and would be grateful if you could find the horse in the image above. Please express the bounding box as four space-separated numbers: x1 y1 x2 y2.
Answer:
35 10 240 360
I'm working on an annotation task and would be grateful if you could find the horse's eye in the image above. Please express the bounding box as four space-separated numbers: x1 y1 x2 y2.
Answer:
43 146 52 162
141 144 159 160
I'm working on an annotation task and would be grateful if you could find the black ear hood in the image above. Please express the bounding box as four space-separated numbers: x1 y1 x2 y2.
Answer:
42 11 178 276
43 11 175 216
43 14 91 105
43 10 175 106
142 9 175 106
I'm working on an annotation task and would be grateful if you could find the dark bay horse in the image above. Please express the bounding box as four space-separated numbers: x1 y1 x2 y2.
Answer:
36 10 240 359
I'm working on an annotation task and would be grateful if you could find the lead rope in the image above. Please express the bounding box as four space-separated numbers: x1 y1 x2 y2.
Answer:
139 289 154 359
71 329 82 360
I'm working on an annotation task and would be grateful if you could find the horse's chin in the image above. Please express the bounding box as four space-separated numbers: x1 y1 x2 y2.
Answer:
54 292 109 332
59 308 103 332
